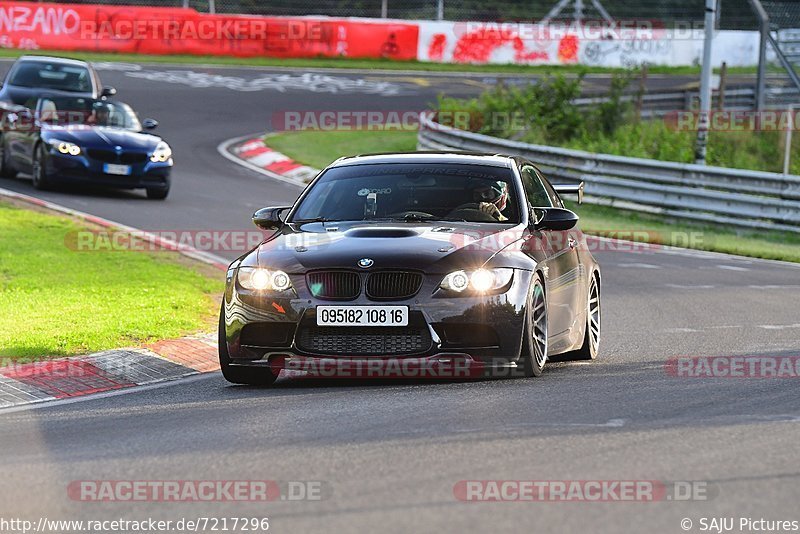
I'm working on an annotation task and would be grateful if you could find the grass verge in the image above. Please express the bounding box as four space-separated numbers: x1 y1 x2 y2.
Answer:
0 199 223 360
0 48 755 76
263 129 800 263
267 129 418 169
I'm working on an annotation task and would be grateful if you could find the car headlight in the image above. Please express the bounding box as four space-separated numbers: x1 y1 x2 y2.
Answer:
50 139 81 156
150 141 172 162
439 268 513 294
237 267 292 292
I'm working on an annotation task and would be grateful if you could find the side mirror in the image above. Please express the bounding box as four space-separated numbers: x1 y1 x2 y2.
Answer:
531 207 579 231
252 206 290 231
101 86 117 97
141 118 158 130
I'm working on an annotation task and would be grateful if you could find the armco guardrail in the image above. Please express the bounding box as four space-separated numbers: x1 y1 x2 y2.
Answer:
569 84 799 118
417 113 800 232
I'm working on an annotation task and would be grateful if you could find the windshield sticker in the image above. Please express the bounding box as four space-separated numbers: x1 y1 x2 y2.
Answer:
357 188 392 196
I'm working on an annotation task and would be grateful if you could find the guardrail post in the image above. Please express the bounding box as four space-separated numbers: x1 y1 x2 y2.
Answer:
635 65 648 122
718 62 727 110
748 0 769 111
694 0 717 165
784 105 795 175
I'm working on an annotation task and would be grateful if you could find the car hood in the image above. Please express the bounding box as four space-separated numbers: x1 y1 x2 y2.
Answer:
43 126 162 150
252 221 528 273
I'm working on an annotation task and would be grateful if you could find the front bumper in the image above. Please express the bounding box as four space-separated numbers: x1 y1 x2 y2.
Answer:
222 269 533 371
46 150 172 189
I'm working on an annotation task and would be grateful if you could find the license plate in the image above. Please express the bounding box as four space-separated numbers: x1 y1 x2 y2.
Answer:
316 305 408 327
103 163 131 175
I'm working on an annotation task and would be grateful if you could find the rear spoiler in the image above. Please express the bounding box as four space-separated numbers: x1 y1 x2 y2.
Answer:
553 182 584 204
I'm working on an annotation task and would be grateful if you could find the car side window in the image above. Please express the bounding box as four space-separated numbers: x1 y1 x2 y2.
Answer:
534 168 564 208
519 164 553 208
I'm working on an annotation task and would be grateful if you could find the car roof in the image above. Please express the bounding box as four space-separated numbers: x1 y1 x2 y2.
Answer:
15 55 91 67
329 151 516 168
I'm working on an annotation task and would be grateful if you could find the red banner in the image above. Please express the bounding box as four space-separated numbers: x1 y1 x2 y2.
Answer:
0 2 419 60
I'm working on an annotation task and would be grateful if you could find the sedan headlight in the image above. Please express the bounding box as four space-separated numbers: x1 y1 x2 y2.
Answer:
150 141 172 162
50 139 81 156
237 267 292 292
439 268 513 294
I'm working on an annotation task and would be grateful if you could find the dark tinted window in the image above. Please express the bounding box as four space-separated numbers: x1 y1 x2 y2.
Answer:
10 61 92 92
292 163 520 224
520 164 554 208
535 168 564 208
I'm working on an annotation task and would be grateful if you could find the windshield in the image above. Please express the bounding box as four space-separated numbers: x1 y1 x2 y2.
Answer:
38 97 142 131
291 163 520 224
10 61 92 92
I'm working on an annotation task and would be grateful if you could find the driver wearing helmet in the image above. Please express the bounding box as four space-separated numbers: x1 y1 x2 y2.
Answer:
473 181 509 221
88 102 111 126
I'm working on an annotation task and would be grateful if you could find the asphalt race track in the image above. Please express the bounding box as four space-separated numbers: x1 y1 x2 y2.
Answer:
1 61 799 533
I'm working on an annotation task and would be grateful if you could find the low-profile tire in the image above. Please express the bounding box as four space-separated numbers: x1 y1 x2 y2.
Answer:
146 186 169 200
559 272 601 361
521 272 548 377
218 304 277 386
31 143 53 190
0 137 17 179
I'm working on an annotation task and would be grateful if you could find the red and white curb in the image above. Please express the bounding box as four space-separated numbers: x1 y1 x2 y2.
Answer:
0 188 230 410
218 133 320 186
0 335 220 410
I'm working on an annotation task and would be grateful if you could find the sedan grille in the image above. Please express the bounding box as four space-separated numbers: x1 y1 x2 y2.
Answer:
366 271 423 300
306 271 360 300
87 149 148 164
297 327 430 356
297 314 432 356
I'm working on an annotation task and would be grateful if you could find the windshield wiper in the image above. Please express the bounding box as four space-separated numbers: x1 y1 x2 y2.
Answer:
401 213 435 222
292 217 337 224
369 214 470 223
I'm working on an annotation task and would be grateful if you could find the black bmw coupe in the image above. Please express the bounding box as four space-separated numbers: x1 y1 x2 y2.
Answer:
0 95 172 199
220 152 601 385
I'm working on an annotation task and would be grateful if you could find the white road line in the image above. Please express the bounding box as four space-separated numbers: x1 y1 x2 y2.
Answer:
661 323 800 333
616 262 662 269
717 264 751 272
0 373 219 416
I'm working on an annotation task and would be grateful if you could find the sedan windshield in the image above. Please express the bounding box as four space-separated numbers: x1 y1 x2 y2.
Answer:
291 163 520 224
10 61 92 92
